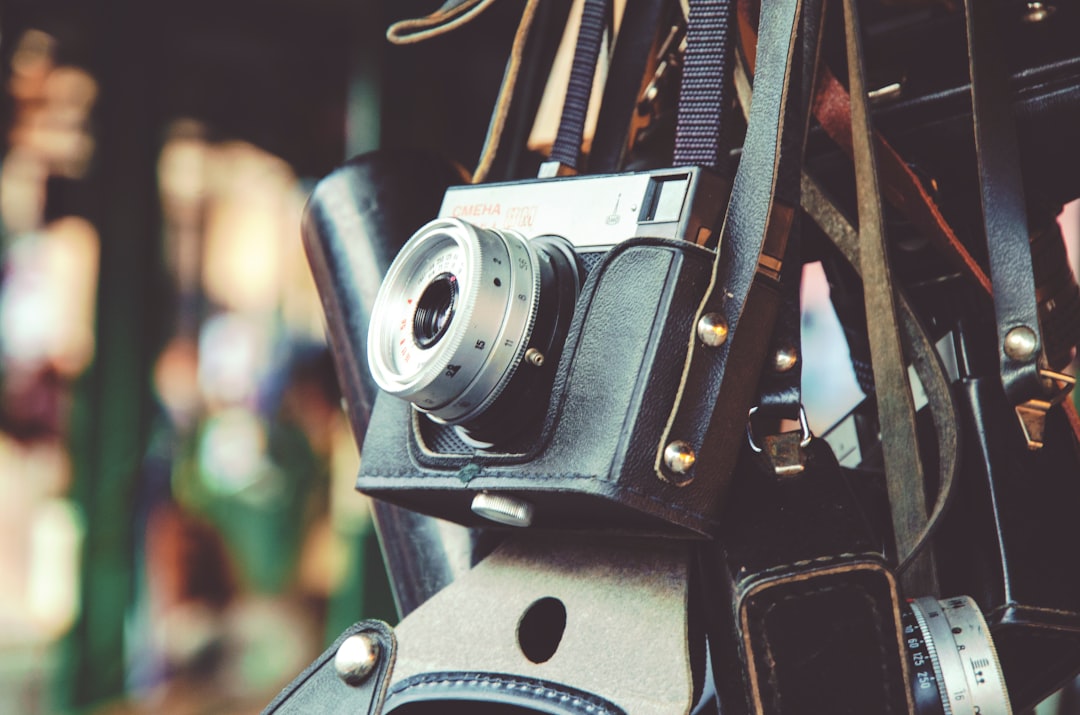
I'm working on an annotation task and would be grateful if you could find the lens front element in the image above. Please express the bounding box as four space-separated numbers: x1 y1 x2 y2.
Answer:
412 273 457 349
367 218 541 425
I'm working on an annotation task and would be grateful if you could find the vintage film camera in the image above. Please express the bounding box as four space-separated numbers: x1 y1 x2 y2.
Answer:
340 165 739 535
270 0 1080 712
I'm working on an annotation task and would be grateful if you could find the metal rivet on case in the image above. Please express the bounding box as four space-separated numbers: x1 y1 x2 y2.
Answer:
334 633 380 686
1022 1 1055 23
472 493 535 527
525 348 545 367
1004 326 1039 361
773 346 799 373
697 313 729 347
663 440 696 477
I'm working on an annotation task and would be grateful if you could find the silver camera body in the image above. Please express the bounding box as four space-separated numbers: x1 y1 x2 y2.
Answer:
437 168 723 250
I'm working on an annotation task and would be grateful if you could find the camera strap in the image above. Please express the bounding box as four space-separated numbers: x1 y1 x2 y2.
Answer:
547 0 612 173
588 0 669 173
386 0 499 43
656 0 808 490
963 0 1074 448
836 0 941 593
733 0 945 593
672 0 737 175
744 0 829 477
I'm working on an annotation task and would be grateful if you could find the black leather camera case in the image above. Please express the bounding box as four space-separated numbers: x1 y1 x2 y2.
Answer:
358 234 738 536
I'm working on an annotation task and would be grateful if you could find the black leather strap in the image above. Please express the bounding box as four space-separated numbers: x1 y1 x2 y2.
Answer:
963 0 1044 406
658 0 807 489
752 0 825 425
264 620 396 715
754 230 802 423
550 0 610 170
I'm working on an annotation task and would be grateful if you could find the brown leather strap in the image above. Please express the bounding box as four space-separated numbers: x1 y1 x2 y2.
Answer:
736 0 990 297
811 70 992 295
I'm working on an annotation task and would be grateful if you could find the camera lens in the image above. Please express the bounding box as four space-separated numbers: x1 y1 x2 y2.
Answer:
368 217 581 442
412 273 457 349
903 596 1012 715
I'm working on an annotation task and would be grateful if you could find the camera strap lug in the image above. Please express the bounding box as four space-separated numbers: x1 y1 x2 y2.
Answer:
747 405 812 476
1015 369 1076 449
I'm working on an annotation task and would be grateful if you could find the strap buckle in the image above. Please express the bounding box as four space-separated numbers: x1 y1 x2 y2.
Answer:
637 15 688 113
1015 369 1076 450
747 405 813 476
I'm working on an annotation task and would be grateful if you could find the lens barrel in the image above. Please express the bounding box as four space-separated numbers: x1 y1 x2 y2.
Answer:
367 218 582 444
903 596 1012 715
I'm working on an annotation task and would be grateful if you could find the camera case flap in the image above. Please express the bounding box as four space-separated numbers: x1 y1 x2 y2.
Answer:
703 439 913 715
359 231 733 535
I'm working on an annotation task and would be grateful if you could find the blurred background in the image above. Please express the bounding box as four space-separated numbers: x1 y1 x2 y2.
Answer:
0 1 407 712
0 0 1078 713
0 0 543 711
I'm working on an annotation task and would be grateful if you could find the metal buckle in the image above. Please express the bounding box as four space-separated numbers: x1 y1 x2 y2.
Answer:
747 405 813 476
1015 369 1076 450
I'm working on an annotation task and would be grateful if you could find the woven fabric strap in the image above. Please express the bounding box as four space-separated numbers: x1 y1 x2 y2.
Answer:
673 0 736 172
549 0 609 169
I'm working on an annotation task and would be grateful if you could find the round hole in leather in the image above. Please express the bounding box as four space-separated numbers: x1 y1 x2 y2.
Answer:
517 597 567 664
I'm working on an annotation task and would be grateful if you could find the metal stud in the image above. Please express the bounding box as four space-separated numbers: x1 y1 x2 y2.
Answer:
334 633 380 686
1022 1 1055 23
1004 326 1039 361
472 493 535 527
697 313 729 347
663 440 696 477
525 348 545 367
772 346 798 373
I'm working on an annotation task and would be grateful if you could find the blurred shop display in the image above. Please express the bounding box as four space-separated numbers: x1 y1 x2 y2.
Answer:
0 4 393 713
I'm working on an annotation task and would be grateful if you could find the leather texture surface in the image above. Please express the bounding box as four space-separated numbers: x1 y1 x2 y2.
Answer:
385 535 695 715
660 0 805 492
263 620 396 715
963 0 1044 405
358 237 724 535
702 439 912 715
301 150 464 448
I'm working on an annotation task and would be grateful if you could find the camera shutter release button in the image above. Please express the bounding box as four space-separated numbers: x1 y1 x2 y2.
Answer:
471 493 535 527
